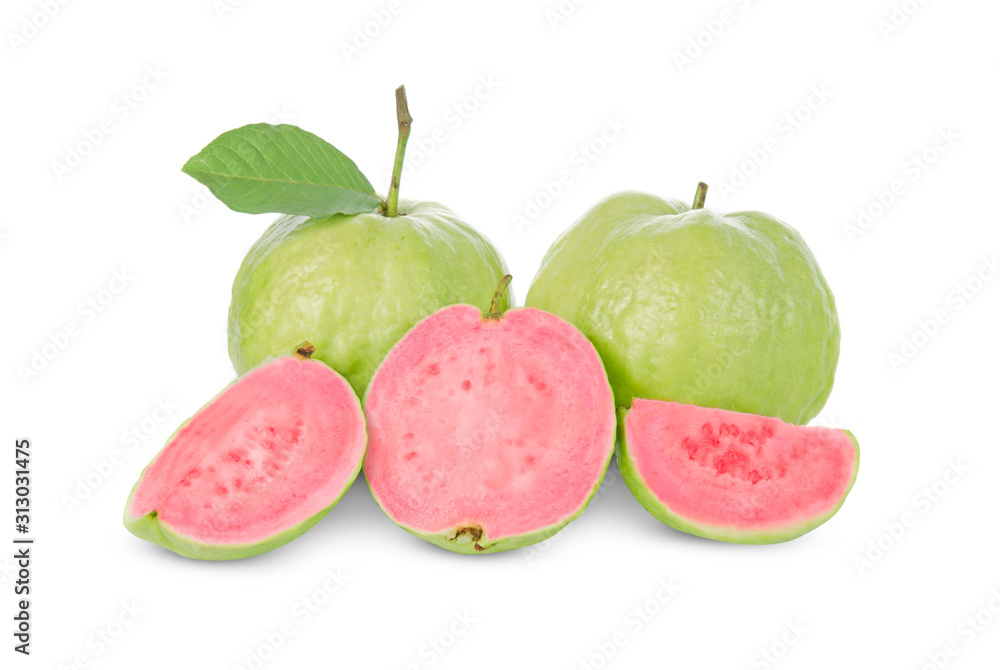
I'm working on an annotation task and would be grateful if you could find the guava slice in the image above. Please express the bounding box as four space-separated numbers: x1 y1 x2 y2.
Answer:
363 303 617 554
618 399 859 544
124 345 366 560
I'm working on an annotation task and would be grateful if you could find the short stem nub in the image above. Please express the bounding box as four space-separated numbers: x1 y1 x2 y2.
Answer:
386 85 412 218
295 341 315 359
692 182 708 210
486 275 512 320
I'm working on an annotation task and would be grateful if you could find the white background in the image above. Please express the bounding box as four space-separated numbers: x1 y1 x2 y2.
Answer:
3 0 999 668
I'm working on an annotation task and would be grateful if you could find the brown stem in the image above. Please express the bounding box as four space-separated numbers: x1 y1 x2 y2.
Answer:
486 275 512 319
692 182 708 210
386 85 412 218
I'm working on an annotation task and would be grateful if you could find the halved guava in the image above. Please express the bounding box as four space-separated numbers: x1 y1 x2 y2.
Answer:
363 303 617 554
618 399 859 544
124 345 366 560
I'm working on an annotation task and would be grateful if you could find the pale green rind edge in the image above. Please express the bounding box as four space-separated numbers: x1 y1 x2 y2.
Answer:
363 457 612 555
616 407 860 544
122 355 368 561
362 305 617 555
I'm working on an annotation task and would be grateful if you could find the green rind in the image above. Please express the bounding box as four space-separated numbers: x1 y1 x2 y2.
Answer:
364 455 612 555
228 198 512 398
616 406 860 544
122 355 367 561
526 191 840 425
123 482 357 560
362 305 617 555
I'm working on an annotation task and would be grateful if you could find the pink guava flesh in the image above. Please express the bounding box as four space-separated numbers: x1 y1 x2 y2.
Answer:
364 305 616 549
128 355 366 547
621 399 858 539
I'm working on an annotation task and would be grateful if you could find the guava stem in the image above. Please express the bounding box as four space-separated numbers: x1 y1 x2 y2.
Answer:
692 182 708 210
294 341 315 359
486 275 513 319
386 85 412 218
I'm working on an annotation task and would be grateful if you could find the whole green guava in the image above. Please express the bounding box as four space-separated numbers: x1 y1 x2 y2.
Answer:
525 190 839 424
229 198 512 397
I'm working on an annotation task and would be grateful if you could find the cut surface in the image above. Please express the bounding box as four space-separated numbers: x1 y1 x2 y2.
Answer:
126 354 366 557
364 305 616 553
619 399 858 543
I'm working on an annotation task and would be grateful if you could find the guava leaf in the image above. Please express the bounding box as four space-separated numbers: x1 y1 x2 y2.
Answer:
182 123 383 218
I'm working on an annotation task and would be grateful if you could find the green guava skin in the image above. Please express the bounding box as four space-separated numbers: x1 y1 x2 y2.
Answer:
373 484 609 555
365 433 614 555
229 199 512 398
526 192 840 425
122 353 366 561
616 407 860 544
124 490 353 561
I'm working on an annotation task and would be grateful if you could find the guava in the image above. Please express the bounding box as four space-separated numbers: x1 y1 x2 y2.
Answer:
182 87 513 399
229 199 511 397
363 278 617 554
526 185 839 424
618 399 859 543
123 344 366 560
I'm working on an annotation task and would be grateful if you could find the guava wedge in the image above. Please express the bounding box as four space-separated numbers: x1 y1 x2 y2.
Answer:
618 399 859 544
363 283 616 554
124 344 366 560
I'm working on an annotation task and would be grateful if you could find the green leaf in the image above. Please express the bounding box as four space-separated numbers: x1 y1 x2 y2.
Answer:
182 123 383 218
